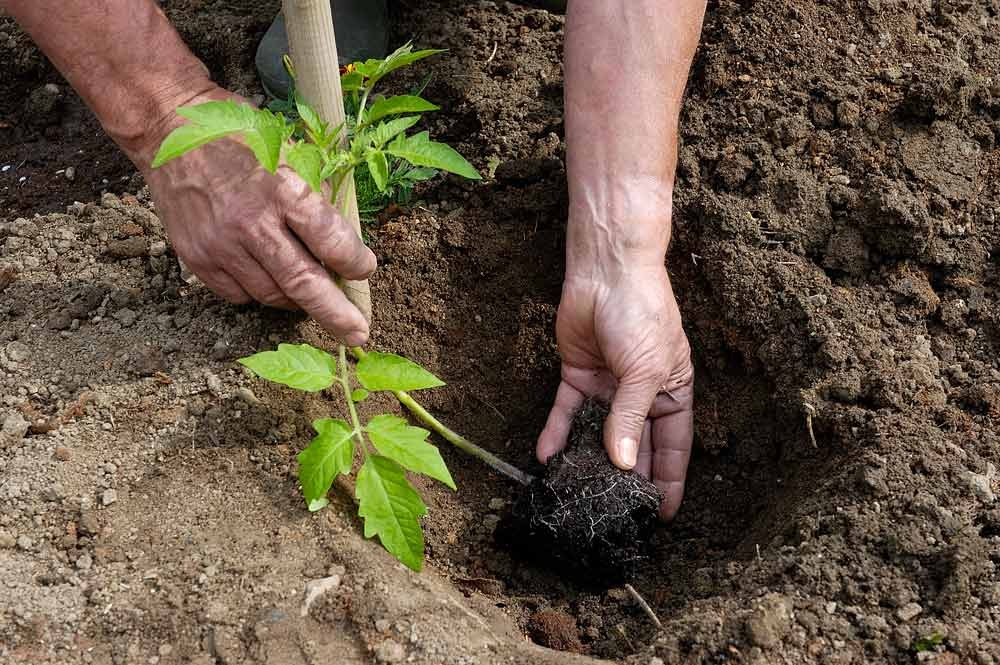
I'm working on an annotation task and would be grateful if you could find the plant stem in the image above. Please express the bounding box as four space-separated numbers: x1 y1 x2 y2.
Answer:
338 345 368 455
350 347 535 486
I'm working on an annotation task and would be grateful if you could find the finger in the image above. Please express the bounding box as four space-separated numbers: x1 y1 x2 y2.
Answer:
244 222 370 345
279 174 377 280
223 247 297 310
634 420 653 479
604 373 659 471
197 267 252 305
536 381 586 464
651 406 694 521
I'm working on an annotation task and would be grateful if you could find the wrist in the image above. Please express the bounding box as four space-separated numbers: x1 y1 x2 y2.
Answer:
106 67 220 171
564 175 673 278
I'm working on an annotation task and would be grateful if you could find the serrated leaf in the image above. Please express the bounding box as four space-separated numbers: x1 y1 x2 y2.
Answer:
285 142 325 193
244 120 285 174
351 388 369 403
294 91 326 137
356 352 445 392
365 415 455 489
152 100 256 167
298 418 355 507
366 151 389 192
370 42 446 86
366 95 439 124
237 343 336 391
341 69 365 92
356 455 427 571
369 116 421 149
386 131 480 180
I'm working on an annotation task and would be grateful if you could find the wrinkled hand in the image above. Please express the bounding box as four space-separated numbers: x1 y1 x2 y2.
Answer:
536 267 694 520
138 88 375 345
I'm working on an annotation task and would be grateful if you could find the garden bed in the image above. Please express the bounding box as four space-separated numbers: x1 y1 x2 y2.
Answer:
1 0 998 662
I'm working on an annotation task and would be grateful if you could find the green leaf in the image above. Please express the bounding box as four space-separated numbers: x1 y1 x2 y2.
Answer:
913 633 945 653
285 142 325 193
356 455 427 571
244 120 285 174
308 498 329 512
398 166 438 183
341 69 365 92
387 131 481 180
366 151 389 192
366 95 439 124
152 100 257 167
294 91 326 138
351 388 370 403
369 116 421 149
298 418 355 508
356 352 445 392
366 415 455 489
237 343 337 392
372 42 446 86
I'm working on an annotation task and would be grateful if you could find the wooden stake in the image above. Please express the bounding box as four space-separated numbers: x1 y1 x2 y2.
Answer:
282 0 373 324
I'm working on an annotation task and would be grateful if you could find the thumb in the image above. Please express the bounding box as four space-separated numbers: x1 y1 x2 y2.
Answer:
605 374 659 471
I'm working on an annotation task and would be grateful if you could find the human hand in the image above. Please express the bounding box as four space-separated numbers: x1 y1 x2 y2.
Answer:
536 266 694 520
132 87 376 345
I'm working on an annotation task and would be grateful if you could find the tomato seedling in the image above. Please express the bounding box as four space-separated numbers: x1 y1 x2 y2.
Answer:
149 45 528 572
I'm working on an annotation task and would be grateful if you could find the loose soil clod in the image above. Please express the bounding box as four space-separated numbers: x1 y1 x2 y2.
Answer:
502 400 661 583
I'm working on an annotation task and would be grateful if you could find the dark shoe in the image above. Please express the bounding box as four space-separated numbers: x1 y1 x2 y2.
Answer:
255 0 390 99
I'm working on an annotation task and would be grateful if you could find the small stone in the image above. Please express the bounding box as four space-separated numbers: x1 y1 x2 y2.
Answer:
158 644 172 657
488 498 506 511
2 412 29 441
76 553 93 571
825 601 838 615
300 574 341 616
896 602 922 622
101 489 118 506
149 240 167 257
210 339 231 361
78 510 100 536
64 166 75 181
649 659 665 665
236 387 260 405
374 619 391 632
836 101 861 128
205 372 224 395
16 535 33 551
106 237 149 259
134 347 166 376
373 639 406 663
114 308 138 328
746 594 794 648
101 192 123 209
47 310 74 331
5 341 30 362
964 471 995 503
0 532 15 548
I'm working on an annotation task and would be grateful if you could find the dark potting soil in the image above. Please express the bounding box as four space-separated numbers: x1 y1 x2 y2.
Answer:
502 400 661 583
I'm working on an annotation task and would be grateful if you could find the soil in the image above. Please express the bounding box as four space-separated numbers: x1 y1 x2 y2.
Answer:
502 400 661 583
2 0 1000 664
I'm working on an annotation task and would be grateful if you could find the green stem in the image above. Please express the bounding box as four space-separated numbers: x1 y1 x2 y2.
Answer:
350 347 535 486
339 345 368 455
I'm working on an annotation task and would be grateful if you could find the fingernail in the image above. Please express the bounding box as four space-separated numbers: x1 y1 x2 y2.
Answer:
617 437 638 469
344 330 368 347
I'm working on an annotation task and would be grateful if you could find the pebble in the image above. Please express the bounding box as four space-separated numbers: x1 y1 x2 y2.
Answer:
114 308 138 328
16 535 33 551
236 387 260 405
106 237 149 259
746 594 794 648
5 341 30 362
149 240 167 257
374 619 391 632
205 372 224 395
2 412 30 440
76 553 93 571
488 497 506 511
964 471 995 503
64 166 75 181
0 532 15 548
47 310 74 331
101 489 118 506
78 511 100 536
373 639 406 663
300 574 341 617
134 347 167 376
210 339 231 361
896 602 922 622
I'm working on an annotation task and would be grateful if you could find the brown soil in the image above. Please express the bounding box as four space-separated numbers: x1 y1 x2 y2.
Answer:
2 0 999 663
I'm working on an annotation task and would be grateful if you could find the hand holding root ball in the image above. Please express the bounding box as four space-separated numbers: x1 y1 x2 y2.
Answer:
536 265 695 522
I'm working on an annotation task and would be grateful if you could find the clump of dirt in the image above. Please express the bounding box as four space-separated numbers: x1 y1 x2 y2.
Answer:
503 400 661 582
